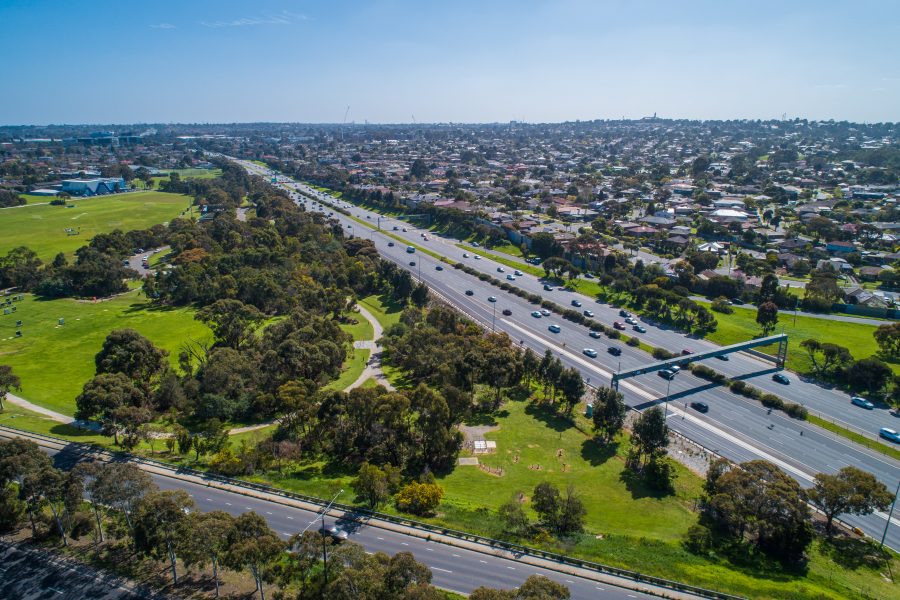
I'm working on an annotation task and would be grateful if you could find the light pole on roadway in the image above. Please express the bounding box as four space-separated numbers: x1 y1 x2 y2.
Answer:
491 301 497 332
881 479 900 550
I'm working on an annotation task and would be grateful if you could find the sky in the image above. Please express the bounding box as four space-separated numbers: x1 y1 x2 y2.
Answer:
1 0 898 125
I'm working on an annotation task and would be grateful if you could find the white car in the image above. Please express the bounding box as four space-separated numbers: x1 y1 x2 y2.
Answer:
514 270 524 276
531 311 542 318
474 255 481 260
540 309 551 316
583 348 598 358
506 274 516 281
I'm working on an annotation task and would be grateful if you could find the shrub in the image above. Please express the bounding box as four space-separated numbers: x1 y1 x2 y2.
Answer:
784 403 808 420
760 393 785 410
626 337 640 347
499 282 511 291
729 380 747 395
684 524 713 555
711 297 734 314
478 273 490 281
607 330 621 340
541 299 555 309
395 482 444 516
528 294 542 304
652 347 675 360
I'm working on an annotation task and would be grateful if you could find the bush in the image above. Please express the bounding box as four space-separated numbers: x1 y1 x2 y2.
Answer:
499 282 511 291
540 299 555 309
395 482 444 516
607 330 621 340
478 273 490 281
760 393 785 410
684 524 713 555
626 337 640 347
652 347 674 360
729 380 747 395
711 297 734 314
528 294 542 304
784 403 808 420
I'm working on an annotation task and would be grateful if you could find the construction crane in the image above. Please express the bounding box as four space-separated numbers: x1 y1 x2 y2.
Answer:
341 105 350 142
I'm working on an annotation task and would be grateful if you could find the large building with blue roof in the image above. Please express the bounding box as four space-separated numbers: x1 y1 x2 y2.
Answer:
60 177 128 196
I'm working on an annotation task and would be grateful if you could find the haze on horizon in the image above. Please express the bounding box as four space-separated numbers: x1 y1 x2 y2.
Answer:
1 0 898 126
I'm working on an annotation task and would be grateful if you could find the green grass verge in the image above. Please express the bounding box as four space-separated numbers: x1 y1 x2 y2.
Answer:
323 348 370 392
0 191 194 261
339 312 374 341
0 290 210 416
807 414 900 461
359 293 404 331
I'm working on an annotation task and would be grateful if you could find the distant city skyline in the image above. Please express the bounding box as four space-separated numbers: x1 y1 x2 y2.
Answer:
1 0 898 125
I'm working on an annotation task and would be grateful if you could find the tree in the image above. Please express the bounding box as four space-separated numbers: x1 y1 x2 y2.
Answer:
874 322 900 358
629 407 669 469
516 575 571 599
395 482 443 516
530 482 585 535
0 365 21 411
222 512 285 600
409 159 429 179
758 274 779 303
75 372 148 445
179 510 234 597
196 299 265 349
591 386 626 444
22 465 75 546
498 497 530 535
557 367 585 415
95 329 168 384
352 462 397 508
531 482 561 530
410 282 430 308
277 530 322 598
845 357 893 395
755 301 779 336
809 466 894 534
133 490 194 585
91 462 154 536
799 339 853 377
0 438 54 537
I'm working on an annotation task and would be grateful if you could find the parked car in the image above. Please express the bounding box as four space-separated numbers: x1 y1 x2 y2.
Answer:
690 402 709 413
589 330 602 338
880 428 900 443
583 310 594 318
548 324 561 333
851 396 875 410
465 290 474 296
502 309 512 316
571 299 582 307
659 369 676 380
583 348 598 358
772 373 790 385
633 325 646 333
531 311 542 318
488 296 497 303
613 322 625 330
607 346 622 356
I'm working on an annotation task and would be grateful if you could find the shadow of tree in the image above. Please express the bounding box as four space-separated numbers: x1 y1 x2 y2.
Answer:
618 466 673 500
579 438 618 467
524 403 573 433
820 535 891 571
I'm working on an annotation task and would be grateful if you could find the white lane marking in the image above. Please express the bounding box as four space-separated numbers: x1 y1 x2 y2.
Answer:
401 542 409 546
245 507 253 510
377 536 384 540
426 548 434 552
479 560 487 564
566 580 574 583
286 516 293 520
224 502 231 506
266 511 273 515
596 587 605 591
282 532 291 536
433 567 453 573
506 566 515 570
452 553 460 557
206 498 212 501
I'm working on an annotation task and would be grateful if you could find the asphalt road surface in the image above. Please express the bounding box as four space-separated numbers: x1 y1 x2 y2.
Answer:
234 159 900 551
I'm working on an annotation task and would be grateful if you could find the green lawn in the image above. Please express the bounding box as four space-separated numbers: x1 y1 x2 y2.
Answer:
17 194 52 205
359 293 404 330
0 191 193 261
323 348 370 392
339 311 374 341
697 301 895 375
0 290 210 415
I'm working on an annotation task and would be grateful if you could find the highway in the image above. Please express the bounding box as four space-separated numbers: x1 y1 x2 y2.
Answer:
5 430 667 600
233 159 900 551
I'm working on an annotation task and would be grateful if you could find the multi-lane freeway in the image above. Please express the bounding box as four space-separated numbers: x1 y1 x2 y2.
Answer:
232 158 900 551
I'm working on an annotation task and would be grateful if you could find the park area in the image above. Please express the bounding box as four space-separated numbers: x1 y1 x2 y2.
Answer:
0 191 193 260
0 290 208 415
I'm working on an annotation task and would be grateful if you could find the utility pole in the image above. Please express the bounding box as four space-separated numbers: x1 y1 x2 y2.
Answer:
880 479 900 550
491 301 497 332
318 489 344 587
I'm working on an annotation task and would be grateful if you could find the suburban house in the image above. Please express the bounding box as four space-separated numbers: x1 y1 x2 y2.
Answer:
825 240 856 254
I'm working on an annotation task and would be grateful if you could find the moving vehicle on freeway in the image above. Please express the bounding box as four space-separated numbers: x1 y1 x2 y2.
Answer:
589 330 602 338
488 296 497 302
772 373 790 385
613 321 625 330
543 284 554 291
531 311 542 318
691 401 709 413
608 346 621 356
851 396 875 410
548 324 561 333
633 324 646 333
880 428 900 443
583 348 598 358
659 369 676 380
388 241 395 247
435 265 444 271
406 246 416 253
540 309 551 316
583 310 594 317
502 309 512 316
571 299 582 307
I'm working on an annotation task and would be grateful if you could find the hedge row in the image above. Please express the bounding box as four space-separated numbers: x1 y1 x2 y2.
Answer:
688 365 807 420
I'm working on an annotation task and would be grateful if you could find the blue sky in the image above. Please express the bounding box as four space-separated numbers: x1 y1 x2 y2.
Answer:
1 0 898 124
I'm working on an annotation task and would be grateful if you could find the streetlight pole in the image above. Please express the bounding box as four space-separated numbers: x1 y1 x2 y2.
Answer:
492 302 497 332
665 376 673 419
880 479 900 550
317 489 344 587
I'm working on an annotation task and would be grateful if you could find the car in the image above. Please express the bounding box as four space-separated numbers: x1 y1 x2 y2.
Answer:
589 330 602 338
471 241 480 247
633 325 646 333
624 317 637 325
388 241 395 247
583 310 594 317
583 348 598 358
851 396 875 410
543 284 554 291
772 373 790 385
421 233 426 237
607 346 622 356
474 255 481 260
531 311 542 318
540 309 551 316
670 365 681 373
465 290 474 296
681 349 693 355
319 526 349 542
514 270 524 276
659 369 676 380
406 246 416 253
393 226 399 230
422 235 428 241
506 274 516 280
571 299 582 307
502 309 512 316
690 401 709 413
548 324 561 333
619 309 630 317
613 321 625 330
402 228 408 232
409 261 416 266
715 354 729 361
497 267 505 273
880 428 900 443
122 259 130 266
435 265 444 271
463 253 470 258
488 296 497 303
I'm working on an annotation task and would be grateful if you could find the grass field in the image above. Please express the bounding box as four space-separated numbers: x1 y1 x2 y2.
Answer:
323 348 370 392
0 290 209 415
0 191 193 261
339 311 374 341
359 293 404 330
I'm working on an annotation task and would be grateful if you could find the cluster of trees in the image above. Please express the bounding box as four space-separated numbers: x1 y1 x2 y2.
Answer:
0 189 25 207
630 284 717 335
1 439 566 600
800 337 900 401
497 482 586 538
689 459 893 566
0 244 135 299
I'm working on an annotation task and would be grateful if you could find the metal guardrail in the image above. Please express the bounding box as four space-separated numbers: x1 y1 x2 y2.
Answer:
1 422 743 600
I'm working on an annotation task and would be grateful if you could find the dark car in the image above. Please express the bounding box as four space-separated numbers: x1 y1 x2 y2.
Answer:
681 349 693 355
435 265 444 271
543 284 554 291
388 241 395 247
690 401 709 413
502 309 512 316
409 261 416 266
465 290 474 296
571 299 582 307
659 369 676 380
772 373 790 385
715 354 729 361
607 346 622 356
